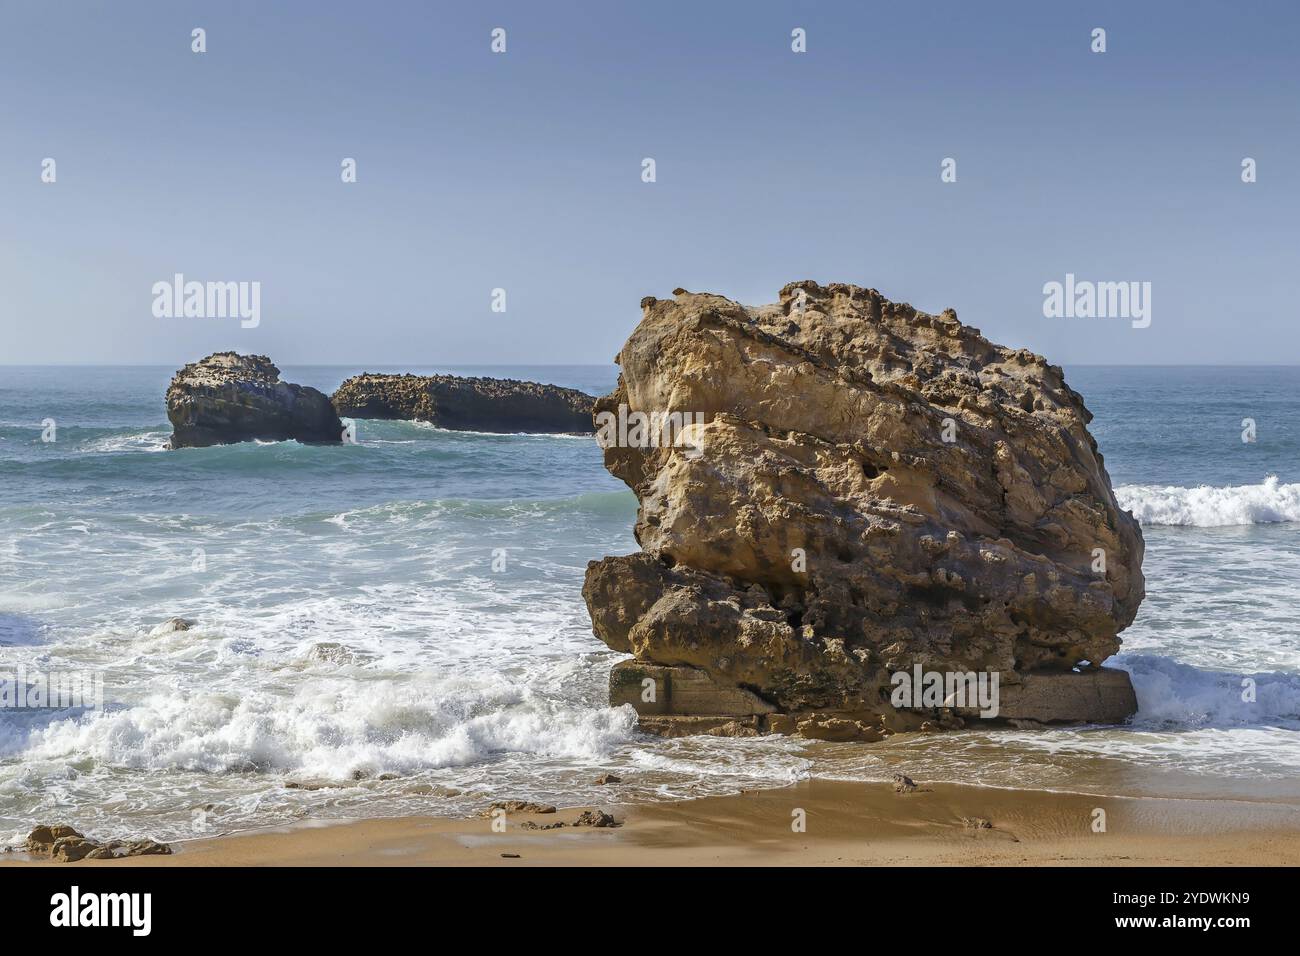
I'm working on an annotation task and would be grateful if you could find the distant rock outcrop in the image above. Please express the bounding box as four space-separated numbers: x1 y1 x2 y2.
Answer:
331 373 595 433
166 353 343 448
583 282 1145 739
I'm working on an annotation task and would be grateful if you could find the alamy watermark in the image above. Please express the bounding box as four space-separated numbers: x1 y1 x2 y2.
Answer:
0 665 103 710
1042 273 1150 329
594 403 705 458
152 273 261 328
891 665 1000 718
50 886 151 936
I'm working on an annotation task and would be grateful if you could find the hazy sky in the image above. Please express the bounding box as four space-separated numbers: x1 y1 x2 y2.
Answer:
2 0 1296 365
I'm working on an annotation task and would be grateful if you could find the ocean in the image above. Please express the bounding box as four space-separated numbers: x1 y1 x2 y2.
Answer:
1 364 1298 844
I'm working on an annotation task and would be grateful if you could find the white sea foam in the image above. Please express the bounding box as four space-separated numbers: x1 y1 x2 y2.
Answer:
0 590 66 613
1116 475 1300 526
79 430 171 454
1118 654 1300 727
395 420 594 439
6 682 640 777
805 653 1300 795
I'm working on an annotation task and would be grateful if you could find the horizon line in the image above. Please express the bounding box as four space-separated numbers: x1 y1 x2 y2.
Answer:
4 362 1300 370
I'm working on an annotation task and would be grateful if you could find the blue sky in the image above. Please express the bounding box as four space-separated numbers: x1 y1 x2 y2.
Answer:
1 0 1296 365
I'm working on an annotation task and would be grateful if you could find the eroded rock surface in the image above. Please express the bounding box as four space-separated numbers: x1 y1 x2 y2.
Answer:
332 373 595 433
583 282 1145 738
166 353 343 448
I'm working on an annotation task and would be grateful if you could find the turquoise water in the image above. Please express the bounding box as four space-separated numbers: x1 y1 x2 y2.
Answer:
1 365 1298 842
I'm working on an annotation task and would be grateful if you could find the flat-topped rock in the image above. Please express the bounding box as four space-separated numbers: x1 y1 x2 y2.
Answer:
166 352 343 448
331 373 595 433
610 661 776 716
585 282 1145 739
987 668 1139 725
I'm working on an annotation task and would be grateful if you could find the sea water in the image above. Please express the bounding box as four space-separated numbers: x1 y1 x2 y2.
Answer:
1 365 1297 842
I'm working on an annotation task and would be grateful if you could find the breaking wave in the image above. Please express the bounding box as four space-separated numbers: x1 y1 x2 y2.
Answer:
1116 475 1300 526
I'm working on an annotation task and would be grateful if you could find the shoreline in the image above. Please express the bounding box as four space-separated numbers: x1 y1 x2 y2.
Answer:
7 778 1299 867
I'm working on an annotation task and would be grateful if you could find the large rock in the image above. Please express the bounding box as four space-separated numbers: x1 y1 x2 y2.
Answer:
583 282 1145 738
332 373 595 433
166 353 343 448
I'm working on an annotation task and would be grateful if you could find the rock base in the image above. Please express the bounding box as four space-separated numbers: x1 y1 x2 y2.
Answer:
610 661 775 716
635 715 768 738
987 668 1138 725
611 662 889 740
613 662 1137 739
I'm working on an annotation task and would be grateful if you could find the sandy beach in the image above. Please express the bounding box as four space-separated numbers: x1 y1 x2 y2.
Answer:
7 779 1299 867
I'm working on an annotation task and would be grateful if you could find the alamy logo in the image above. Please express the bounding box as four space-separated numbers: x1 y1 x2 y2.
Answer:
152 273 261 328
0 666 103 710
594 403 705 458
50 886 151 936
1042 273 1151 329
890 665 1000 718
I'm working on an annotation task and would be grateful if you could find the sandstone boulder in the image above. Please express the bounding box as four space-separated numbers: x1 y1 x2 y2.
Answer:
166 353 343 448
25 824 80 852
478 800 557 817
332 373 595 433
573 810 618 828
583 282 1144 738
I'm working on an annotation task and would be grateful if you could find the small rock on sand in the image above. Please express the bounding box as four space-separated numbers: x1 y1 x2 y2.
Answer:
479 800 557 817
24 825 172 862
520 809 619 831
892 773 918 794
574 810 618 828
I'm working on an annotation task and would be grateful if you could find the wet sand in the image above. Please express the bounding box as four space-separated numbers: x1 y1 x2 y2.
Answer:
7 778 1300 866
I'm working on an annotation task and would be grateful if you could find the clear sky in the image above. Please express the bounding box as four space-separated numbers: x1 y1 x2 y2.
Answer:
1 0 1296 365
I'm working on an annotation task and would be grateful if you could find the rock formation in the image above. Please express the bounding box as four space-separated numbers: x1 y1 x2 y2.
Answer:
166 352 343 448
23 824 171 861
583 282 1145 740
331 373 595 433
